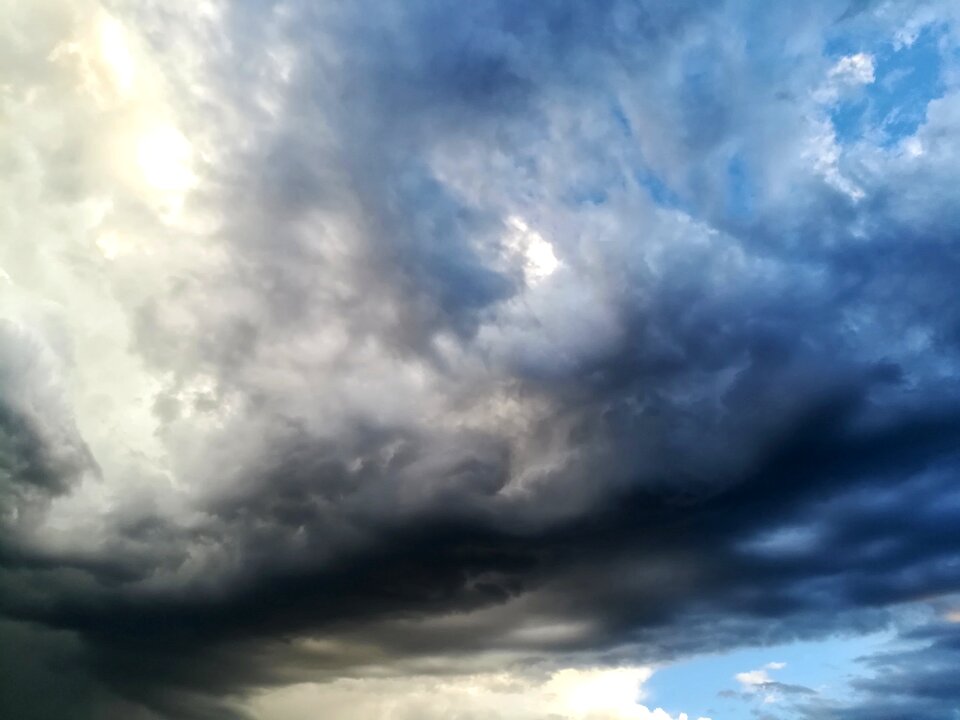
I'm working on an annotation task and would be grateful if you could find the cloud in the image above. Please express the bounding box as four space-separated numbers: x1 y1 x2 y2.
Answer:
3 0 960 718
830 53 876 87
250 666 714 720
735 662 786 689
783 609 960 720
0 322 99 531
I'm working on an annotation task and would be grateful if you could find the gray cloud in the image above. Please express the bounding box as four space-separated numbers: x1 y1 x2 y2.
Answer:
3 0 960 718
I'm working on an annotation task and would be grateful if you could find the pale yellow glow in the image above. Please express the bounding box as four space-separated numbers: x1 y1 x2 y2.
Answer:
548 667 653 716
98 13 135 95
95 231 127 260
250 665 709 720
137 124 195 192
946 610 960 623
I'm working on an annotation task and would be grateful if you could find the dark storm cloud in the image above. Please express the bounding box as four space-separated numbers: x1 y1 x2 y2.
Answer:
0 323 99 556
7 383 960 716
4 0 960 718
845 623 960 714
785 616 960 720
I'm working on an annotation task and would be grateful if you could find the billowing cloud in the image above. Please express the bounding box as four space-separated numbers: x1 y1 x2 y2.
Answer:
251 666 715 720
3 0 960 718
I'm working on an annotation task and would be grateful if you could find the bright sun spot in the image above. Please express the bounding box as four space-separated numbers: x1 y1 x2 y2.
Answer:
903 136 924 158
97 14 135 95
137 125 195 193
548 667 653 717
505 215 559 284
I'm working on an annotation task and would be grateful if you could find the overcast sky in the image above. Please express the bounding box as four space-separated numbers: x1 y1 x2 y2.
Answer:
3 1 960 719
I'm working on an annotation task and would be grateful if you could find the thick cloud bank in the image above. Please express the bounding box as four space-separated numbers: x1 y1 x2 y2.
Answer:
3 1 960 718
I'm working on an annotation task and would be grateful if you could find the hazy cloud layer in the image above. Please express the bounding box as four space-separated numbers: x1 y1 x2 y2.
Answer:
3 0 960 718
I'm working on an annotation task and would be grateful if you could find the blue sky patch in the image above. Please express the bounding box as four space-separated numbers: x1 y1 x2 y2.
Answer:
830 26 945 145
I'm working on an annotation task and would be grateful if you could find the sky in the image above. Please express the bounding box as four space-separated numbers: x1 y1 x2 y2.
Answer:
2 1 960 719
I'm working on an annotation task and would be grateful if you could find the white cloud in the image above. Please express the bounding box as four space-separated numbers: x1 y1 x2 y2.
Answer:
813 52 875 108
503 216 560 285
250 666 711 720
735 668 771 687
735 661 787 689
829 53 876 87
804 121 865 200
734 662 793 706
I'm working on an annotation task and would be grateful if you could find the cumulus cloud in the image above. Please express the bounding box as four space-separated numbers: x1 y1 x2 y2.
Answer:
732 661 815 711
251 666 714 720
3 0 960 718
735 662 786 689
